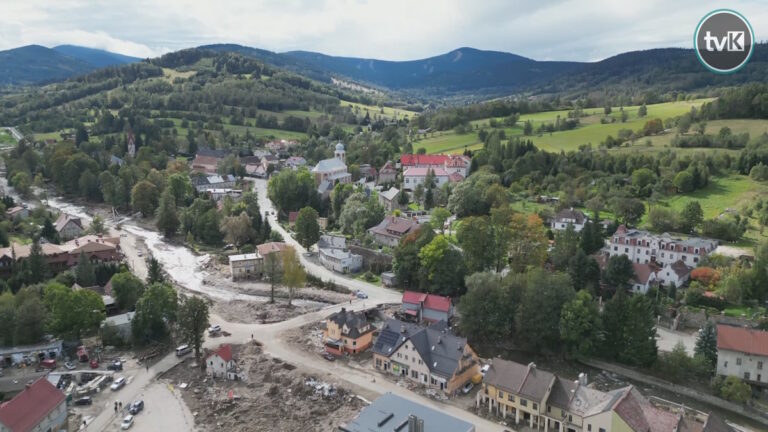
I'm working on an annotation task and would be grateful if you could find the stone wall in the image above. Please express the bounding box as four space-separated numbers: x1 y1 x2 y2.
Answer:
680 307 758 330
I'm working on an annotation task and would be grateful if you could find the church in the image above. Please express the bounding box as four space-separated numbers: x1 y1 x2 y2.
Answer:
311 142 352 197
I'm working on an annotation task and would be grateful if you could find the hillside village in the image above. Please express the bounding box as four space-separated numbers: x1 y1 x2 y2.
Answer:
3 6 768 432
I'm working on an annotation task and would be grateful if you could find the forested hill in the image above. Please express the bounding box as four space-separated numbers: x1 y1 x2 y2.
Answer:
0 45 140 86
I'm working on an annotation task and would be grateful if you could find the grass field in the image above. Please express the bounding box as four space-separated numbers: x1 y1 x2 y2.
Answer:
161 68 196 82
341 100 417 120
0 130 15 145
418 99 715 154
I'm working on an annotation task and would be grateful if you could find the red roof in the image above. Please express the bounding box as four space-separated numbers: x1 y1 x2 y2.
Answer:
401 291 452 312
207 344 234 362
400 154 450 167
717 325 768 357
423 294 452 312
402 291 427 304
288 211 299 223
0 378 65 432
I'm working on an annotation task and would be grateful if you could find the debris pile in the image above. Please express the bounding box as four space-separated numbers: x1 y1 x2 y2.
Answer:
161 342 365 431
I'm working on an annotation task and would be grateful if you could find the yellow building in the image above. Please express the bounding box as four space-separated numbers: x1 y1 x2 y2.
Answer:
323 308 374 355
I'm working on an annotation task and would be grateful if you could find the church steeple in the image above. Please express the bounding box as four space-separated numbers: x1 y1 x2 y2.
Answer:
334 142 346 163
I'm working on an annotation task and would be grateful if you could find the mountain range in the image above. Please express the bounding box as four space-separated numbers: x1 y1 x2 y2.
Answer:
1 42 767 100
0 45 140 86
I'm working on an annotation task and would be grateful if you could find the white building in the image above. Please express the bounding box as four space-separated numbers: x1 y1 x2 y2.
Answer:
192 174 237 192
206 344 238 380
605 225 717 267
550 208 588 232
312 143 352 196
317 235 362 274
630 263 657 294
206 188 243 202
656 260 692 288
717 324 768 387
403 167 450 191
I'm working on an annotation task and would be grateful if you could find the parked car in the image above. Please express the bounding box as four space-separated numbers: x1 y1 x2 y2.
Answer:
208 325 222 335
129 400 144 415
175 345 192 357
120 415 134 430
64 362 76 370
107 360 123 371
461 382 474 394
89 359 99 369
110 376 126 391
355 290 368 299
74 397 92 406
40 359 57 369
480 364 490 376
321 353 336 362
137 251 143 257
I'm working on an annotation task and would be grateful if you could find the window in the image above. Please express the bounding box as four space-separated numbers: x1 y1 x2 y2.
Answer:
736 358 742 366
588 425 592 432
569 415 573 422
613 246 618 251
624 248 629 253
499 391 504 398
745 372 751 380
724 361 728 368
353 341 357 346
533 403 538 410
411 370 418 379
521 399 528 407
405 355 408 361
600 428 606 432
759 361 763 370
759 374 762 382
507 394 514 402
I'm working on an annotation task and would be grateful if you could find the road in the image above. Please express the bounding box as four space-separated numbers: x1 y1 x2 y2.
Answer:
40 179 508 431
1 127 23 141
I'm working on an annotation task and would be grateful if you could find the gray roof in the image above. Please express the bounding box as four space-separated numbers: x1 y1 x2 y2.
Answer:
327 308 373 339
312 157 346 173
104 311 135 327
373 319 470 378
548 377 577 410
483 358 554 402
339 393 475 432
317 180 332 194
380 187 400 201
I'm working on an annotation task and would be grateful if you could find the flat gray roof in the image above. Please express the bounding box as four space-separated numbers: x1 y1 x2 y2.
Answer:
339 393 475 432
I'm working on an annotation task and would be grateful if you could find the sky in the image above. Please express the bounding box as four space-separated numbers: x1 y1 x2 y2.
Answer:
0 0 766 62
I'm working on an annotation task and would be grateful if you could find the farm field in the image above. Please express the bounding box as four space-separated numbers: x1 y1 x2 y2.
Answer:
418 99 715 154
0 129 15 145
340 100 417 120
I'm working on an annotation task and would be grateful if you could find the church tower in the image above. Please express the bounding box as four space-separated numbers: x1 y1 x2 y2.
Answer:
334 142 346 163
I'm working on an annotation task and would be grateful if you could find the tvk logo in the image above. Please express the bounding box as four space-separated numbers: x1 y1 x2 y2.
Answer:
695 10 754 74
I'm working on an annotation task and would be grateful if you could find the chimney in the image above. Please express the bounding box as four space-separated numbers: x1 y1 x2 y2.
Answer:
417 418 424 432
400 325 406 333
528 362 536 370
408 415 417 432
578 373 588 386
340 307 346 314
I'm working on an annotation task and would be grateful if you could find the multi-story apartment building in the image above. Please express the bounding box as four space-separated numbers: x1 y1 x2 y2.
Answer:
604 225 717 267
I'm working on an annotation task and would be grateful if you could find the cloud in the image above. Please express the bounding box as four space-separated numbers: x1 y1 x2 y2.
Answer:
0 0 766 61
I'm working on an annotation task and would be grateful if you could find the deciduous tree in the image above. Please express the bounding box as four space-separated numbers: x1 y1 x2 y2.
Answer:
560 290 602 358
294 207 320 248
282 246 306 307
111 271 145 311
177 295 209 361
131 180 160 217
156 188 180 238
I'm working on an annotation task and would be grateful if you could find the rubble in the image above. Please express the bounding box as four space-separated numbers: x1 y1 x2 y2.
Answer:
160 342 365 431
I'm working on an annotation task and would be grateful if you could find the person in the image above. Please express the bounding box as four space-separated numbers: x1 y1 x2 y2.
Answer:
114 402 118 414
118 401 122 410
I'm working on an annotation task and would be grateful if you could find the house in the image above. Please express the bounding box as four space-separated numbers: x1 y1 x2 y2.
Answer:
604 225 717 268
191 174 237 192
338 392 476 432
372 319 479 394
323 308 375 355
283 156 307 170
191 154 221 174
359 164 378 181
0 378 66 432
716 324 768 386
401 291 454 323
266 139 298 153
101 311 135 341
0 234 121 277
378 161 397 184
448 172 465 183
206 344 239 380
550 208 588 232
631 263 658 294
5 206 28 220
367 216 419 247
378 187 401 212
312 143 352 197
229 253 261 281
479 358 725 432
400 154 471 178
246 163 268 178
206 188 243 202
656 260 692 288
228 242 287 281
317 235 362 274
403 167 450 191
55 213 84 239
110 155 125 167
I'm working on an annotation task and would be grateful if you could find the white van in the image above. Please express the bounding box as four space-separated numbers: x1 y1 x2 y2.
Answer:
175 345 191 356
